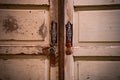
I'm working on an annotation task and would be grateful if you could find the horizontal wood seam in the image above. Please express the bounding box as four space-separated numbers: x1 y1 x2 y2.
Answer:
0 54 48 59
0 4 49 10
74 56 120 61
74 4 120 11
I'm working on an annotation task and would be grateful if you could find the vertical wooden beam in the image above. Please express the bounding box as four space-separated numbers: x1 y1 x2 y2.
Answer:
64 0 74 80
58 0 65 80
50 0 58 80
65 0 73 24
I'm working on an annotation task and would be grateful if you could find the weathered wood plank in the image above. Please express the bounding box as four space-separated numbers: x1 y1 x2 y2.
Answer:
58 0 65 80
0 0 49 5
65 0 73 23
49 0 58 80
75 61 120 80
64 1 74 80
74 0 120 6
0 9 49 41
77 10 120 42
0 59 49 80
73 46 120 56
0 46 50 55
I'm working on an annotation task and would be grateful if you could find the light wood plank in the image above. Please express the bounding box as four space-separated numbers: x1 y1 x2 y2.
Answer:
74 0 120 6
0 0 49 5
77 10 120 42
0 58 49 80
0 46 50 54
75 61 120 80
73 46 120 56
0 9 49 41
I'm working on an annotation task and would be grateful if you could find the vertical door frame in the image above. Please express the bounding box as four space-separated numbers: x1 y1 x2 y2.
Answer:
58 0 65 80
50 0 74 80
50 0 58 80
64 0 74 80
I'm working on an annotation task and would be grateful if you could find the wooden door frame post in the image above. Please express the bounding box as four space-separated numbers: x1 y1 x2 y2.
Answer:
58 0 65 80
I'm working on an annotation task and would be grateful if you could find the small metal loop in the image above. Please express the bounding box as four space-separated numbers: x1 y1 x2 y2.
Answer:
50 47 56 55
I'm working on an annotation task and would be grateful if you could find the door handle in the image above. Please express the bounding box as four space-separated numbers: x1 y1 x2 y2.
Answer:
66 21 73 55
51 21 57 46
50 21 57 66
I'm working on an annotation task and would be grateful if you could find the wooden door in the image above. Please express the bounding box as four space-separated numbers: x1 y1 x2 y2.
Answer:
0 0 58 80
65 0 120 80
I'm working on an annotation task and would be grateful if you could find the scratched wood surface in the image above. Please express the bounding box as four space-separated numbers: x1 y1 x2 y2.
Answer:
73 9 120 80
0 9 49 41
0 46 51 55
64 0 120 80
0 0 49 5
74 0 120 6
0 58 49 80
77 10 120 42
0 0 51 80
74 61 120 80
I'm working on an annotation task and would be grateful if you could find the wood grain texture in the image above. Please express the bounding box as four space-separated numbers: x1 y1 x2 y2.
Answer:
75 61 120 80
74 0 120 6
0 9 49 41
78 10 120 42
0 0 49 5
0 58 49 80
58 0 65 80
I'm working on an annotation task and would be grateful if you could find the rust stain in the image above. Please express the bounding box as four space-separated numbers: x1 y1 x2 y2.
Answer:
29 11 31 13
42 47 50 55
18 52 25 55
111 0 115 2
5 77 10 80
3 16 19 33
5 50 8 53
39 22 47 40
86 76 90 79
3 58 8 61
31 33 34 35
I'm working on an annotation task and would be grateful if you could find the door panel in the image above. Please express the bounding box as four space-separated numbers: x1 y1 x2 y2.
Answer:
78 10 120 42
0 9 49 41
0 0 51 80
65 0 120 80
74 61 120 80
0 58 49 80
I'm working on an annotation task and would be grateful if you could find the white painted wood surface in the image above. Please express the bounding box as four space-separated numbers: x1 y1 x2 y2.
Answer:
0 0 59 80
73 46 120 56
77 10 120 42
74 0 120 6
64 0 74 80
0 0 49 5
0 9 49 41
65 55 74 80
74 61 120 80
0 58 49 80
0 46 48 54
72 1 120 80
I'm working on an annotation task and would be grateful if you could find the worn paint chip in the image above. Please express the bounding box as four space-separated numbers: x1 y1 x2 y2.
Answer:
3 16 19 33
39 22 47 40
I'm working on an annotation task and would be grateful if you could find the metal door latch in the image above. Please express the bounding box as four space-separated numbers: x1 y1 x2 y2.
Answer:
50 21 57 66
51 21 57 46
66 21 73 55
